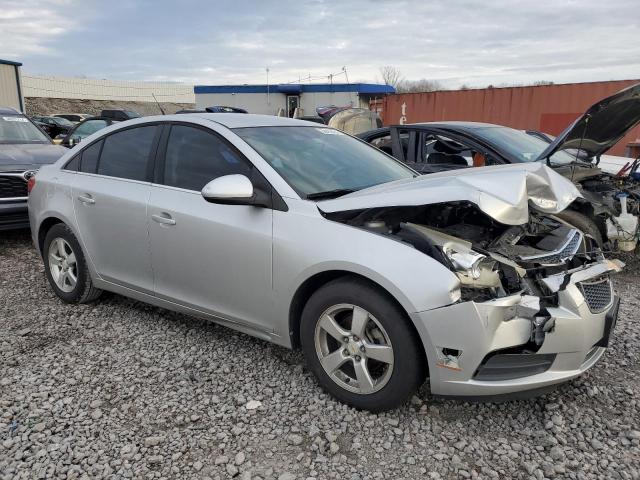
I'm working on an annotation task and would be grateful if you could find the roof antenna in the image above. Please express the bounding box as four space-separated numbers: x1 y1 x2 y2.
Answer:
152 93 166 115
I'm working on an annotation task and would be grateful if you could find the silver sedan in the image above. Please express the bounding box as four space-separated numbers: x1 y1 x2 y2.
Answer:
28 114 622 411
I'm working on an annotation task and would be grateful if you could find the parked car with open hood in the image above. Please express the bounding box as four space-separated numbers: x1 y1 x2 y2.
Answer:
0 107 67 230
29 114 622 410
526 129 634 178
358 83 640 253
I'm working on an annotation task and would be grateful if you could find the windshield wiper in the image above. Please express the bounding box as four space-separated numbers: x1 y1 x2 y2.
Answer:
307 188 355 200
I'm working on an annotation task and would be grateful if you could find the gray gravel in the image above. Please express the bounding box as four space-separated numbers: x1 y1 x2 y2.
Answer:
1 230 639 480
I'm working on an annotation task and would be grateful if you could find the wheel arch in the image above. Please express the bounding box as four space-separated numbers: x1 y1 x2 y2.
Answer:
37 216 66 255
288 269 427 369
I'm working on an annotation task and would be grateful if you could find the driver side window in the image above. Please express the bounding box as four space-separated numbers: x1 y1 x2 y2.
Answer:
421 134 473 166
162 125 253 191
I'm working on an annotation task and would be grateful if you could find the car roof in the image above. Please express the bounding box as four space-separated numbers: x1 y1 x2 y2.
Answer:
179 113 325 128
399 121 502 131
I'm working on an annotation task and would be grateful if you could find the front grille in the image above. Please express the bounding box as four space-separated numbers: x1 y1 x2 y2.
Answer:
0 174 28 199
578 276 613 313
520 229 583 265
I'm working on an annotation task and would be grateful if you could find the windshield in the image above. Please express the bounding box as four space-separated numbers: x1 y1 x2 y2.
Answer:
234 126 416 198
474 126 578 166
0 115 50 144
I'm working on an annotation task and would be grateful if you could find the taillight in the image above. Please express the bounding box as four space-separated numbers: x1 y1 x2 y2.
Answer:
27 176 36 194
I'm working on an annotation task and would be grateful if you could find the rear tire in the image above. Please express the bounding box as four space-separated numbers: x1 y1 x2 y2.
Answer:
300 277 426 412
555 209 603 247
43 224 102 304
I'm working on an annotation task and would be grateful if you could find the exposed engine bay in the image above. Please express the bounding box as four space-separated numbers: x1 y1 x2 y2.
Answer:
573 164 640 251
327 201 623 351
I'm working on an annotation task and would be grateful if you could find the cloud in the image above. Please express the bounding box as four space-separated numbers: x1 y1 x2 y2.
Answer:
0 0 78 57
8 0 640 88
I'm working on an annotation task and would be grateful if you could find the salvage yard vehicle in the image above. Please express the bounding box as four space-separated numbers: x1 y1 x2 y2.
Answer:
29 114 622 411
53 113 91 124
31 115 74 139
59 116 118 148
100 109 141 121
0 107 67 230
358 83 640 253
525 129 634 178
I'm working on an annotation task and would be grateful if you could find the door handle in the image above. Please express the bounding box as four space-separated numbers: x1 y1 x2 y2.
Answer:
77 194 95 205
151 213 176 226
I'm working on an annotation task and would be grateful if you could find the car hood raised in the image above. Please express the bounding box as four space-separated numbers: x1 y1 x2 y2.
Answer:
0 143 67 170
536 82 640 161
318 163 580 226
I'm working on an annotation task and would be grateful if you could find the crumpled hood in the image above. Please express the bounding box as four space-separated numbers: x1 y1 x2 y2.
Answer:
318 163 581 226
0 143 67 170
536 82 640 161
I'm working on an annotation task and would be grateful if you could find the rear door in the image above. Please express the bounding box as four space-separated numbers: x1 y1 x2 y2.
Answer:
147 123 274 330
72 124 161 292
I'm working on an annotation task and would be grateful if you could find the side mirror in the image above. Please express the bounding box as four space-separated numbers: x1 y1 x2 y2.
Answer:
67 136 81 147
201 174 255 205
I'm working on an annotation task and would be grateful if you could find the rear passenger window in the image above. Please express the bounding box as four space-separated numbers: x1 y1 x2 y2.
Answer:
79 140 102 173
97 126 156 181
163 125 252 191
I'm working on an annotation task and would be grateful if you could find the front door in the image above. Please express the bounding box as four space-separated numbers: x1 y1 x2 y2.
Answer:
147 124 273 330
72 125 159 292
286 95 300 117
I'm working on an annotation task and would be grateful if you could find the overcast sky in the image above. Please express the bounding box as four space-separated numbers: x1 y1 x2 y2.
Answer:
1 0 639 88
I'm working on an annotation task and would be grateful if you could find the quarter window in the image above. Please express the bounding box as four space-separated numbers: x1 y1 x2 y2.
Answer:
80 140 103 173
97 126 157 181
163 125 252 191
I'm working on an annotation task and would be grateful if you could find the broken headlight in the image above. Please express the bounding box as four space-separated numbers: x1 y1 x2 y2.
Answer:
445 248 485 280
443 247 501 288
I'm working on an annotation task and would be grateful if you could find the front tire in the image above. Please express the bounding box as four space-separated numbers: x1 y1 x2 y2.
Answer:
555 209 603 247
43 224 102 303
300 277 426 412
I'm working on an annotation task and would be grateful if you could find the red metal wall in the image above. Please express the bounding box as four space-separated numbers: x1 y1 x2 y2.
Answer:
380 80 640 157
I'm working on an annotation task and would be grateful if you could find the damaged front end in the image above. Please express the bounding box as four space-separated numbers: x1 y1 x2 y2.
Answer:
576 167 640 252
324 199 623 397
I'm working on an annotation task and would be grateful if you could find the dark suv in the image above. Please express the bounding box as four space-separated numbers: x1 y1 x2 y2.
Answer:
100 109 141 121
0 107 67 230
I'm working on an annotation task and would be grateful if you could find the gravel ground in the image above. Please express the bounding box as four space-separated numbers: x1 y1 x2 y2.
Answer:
1 230 639 480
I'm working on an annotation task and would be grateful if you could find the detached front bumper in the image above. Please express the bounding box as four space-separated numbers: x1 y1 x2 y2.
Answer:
412 259 621 398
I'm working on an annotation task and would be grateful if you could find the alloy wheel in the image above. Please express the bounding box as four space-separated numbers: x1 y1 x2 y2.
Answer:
48 237 77 293
314 303 394 394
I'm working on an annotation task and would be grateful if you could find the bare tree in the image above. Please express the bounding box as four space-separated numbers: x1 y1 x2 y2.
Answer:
397 78 444 93
533 80 554 86
379 66 404 88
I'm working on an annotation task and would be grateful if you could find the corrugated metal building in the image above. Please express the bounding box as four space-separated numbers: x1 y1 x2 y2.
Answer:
195 83 394 117
22 75 194 103
0 59 24 111
378 79 640 156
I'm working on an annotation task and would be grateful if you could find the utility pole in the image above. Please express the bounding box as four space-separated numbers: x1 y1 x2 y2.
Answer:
266 67 270 106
